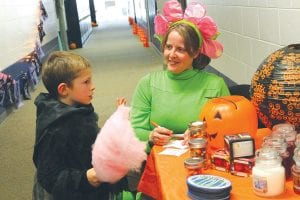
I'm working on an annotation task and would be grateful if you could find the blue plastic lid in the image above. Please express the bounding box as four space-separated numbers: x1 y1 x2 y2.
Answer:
187 174 232 191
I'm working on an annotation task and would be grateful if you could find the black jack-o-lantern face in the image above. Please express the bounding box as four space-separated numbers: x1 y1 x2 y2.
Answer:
202 111 222 141
250 44 300 132
199 96 258 150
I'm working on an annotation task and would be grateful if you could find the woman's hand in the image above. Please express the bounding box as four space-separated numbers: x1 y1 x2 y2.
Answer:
87 168 101 187
149 126 173 146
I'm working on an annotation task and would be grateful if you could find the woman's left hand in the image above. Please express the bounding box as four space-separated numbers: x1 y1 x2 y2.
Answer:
182 129 190 145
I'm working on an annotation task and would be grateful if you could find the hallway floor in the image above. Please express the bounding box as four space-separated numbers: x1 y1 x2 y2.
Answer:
0 18 162 199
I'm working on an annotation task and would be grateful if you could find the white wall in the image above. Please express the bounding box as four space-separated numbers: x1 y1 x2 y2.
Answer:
201 0 300 84
0 0 58 71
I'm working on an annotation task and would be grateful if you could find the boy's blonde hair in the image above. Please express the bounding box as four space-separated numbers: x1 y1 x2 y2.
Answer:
42 51 91 98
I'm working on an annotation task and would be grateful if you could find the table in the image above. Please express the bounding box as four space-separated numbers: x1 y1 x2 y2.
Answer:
138 128 299 200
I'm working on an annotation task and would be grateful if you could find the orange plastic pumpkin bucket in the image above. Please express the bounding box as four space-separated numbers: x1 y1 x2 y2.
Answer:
199 95 258 150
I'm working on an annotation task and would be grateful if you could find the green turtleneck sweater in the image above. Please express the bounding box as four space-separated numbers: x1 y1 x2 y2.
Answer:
130 69 229 150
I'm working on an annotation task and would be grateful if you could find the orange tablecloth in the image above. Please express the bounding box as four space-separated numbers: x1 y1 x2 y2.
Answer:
138 128 299 200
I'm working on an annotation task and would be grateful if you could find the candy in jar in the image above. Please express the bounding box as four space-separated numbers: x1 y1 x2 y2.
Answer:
188 138 207 158
188 121 207 139
252 147 285 197
184 157 204 177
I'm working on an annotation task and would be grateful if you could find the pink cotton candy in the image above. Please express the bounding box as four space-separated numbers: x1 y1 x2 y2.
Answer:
91 106 147 183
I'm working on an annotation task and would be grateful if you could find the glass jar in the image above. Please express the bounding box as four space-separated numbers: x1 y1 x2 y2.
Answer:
188 121 207 139
292 147 300 194
273 123 295 133
252 147 285 197
188 138 207 158
184 157 204 177
263 135 292 179
296 134 300 147
272 123 297 156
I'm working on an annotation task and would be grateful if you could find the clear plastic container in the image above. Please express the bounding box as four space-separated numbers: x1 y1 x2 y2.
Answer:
252 147 285 197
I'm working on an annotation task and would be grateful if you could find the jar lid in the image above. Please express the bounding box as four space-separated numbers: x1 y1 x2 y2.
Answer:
262 136 288 154
272 130 297 142
189 138 207 148
186 174 232 193
272 123 295 132
189 121 206 128
184 157 204 169
255 147 282 165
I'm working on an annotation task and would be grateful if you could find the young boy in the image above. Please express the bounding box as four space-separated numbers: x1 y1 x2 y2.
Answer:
32 51 127 200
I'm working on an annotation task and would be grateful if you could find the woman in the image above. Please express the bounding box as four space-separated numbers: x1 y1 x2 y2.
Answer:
130 0 230 151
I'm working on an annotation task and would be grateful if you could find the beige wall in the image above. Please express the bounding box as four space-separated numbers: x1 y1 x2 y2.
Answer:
202 0 300 84
0 0 58 71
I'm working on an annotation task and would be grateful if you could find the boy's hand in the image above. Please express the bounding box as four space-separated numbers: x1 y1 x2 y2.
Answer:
116 97 127 107
87 168 101 187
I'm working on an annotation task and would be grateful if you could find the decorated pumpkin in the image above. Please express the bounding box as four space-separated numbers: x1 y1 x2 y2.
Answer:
199 95 258 150
250 44 300 131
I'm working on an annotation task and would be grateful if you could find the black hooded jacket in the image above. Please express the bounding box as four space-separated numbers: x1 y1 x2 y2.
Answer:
33 93 126 200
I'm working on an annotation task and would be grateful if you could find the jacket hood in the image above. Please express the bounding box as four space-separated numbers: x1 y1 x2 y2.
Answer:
34 93 94 141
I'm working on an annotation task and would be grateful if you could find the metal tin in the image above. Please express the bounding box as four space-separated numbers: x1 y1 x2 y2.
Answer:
224 133 255 158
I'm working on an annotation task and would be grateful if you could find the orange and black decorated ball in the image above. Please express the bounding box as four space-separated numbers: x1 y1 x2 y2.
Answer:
250 44 300 131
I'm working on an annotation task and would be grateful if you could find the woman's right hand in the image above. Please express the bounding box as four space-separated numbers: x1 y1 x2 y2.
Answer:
87 168 101 187
149 126 173 146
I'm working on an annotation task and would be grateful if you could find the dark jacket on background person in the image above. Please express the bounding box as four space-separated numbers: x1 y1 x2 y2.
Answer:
33 93 127 200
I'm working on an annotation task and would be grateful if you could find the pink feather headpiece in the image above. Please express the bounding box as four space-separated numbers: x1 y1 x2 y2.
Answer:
154 0 223 59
